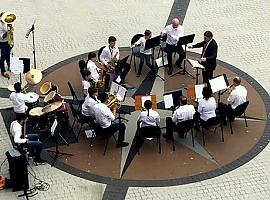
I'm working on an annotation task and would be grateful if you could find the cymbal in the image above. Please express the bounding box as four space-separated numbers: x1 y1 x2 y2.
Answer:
42 101 62 113
25 69 42 85
29 107 44 116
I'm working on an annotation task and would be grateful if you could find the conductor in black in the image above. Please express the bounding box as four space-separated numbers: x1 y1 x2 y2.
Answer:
189 31 218 83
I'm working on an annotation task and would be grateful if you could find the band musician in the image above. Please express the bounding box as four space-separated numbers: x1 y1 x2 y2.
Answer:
81 87 100 121
162 18 185 75
138 100 160 128
10 113 45 164
164 96 195 139
218 76 247 122
189 31 218 84
100 36 131 84
81 70 92 97
93 92 129 147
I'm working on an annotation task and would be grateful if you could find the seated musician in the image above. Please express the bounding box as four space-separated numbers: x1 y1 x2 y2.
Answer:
218 76 247 122
86 52 110 90
9 82 31 115
134 30 155 77
164 96 195 139
93 92 129 147
198 86 217 125
81 70 92 97
81 87 100 121
100 36 131 84
10 113 45 164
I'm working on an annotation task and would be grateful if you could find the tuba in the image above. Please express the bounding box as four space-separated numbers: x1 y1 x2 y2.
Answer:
1 12 16 47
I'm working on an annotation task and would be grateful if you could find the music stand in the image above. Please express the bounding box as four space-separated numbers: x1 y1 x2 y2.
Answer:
171 34 196 78
25 21 37 69
46 118 73 167
209 74 229 103
144 35 165 81
187 59 205 84
10 57 30 84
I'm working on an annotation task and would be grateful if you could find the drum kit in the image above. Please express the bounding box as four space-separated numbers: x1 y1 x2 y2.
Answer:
8 69 69 131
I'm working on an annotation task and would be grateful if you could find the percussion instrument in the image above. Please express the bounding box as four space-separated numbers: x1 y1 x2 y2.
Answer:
44 91 62 104
42 101 63 113
40 81 58 95
25 69 42 85
25 92 39 110
28 107 51 131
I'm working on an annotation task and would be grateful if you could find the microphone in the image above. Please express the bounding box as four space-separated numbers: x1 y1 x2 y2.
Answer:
25 28 31 38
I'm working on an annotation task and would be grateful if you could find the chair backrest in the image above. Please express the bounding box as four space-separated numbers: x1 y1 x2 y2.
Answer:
69 103 79 121
131 33 144 45
139 125 161 138
97 46 106 62
67 82 78 101
78 60 86 75
176 119 194 133
206 116 223 127
233 101 249 117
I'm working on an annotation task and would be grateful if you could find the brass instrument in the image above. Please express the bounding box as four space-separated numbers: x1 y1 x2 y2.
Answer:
106 93 121 111
95 60 106 88
1 12 16 47
107 51 118 73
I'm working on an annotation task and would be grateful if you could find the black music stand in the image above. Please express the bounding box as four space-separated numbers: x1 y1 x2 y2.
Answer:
171 34 195 78
163 89 183 113
46 118 73 167
25 22 36 69
144 35 165 81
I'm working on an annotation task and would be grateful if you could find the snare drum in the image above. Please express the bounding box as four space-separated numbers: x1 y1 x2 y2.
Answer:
25 92 39 111
28 107 51 131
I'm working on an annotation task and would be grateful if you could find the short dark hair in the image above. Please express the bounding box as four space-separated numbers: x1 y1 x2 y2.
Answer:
202 86 212 99
144 100 152 110
82 70 91 79
108 36 117 43
88 52 96 60
204 31 213 38
16 113 28 121
144 30 151 36
233 76 241 85
180 96 187 105
14 82 21 93
88 87 98 97
99 92 108 103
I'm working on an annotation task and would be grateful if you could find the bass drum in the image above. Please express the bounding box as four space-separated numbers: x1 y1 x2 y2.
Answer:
55 103 69 127
28 107 52 131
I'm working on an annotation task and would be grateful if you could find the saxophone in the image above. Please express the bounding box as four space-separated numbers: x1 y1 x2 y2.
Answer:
107 51 118 73
95 60 106 89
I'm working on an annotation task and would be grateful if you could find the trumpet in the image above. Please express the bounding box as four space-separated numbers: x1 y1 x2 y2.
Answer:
106 93 121 111
1 12 16 47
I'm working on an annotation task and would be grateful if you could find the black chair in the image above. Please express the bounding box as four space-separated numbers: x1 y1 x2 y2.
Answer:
229 101 249 134
98 46 106 62
69 103 94 141
67 82 84 111
129 34 144 73
137 125 162 154
78 60 86 76
177 119 195 147
199 116 225 146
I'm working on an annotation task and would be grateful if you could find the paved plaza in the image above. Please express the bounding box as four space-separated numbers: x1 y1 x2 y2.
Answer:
0 0 270 199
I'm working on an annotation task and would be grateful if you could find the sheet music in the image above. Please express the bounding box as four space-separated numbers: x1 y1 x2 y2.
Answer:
115 75 121 83
85 130 95 139
163 94 174 109
209 75 228 93
188 59 204 69
141 96 151 107
155 57 168 67
195 84 204 99
10 57 24 74
110 81 118 94
118 86 127 101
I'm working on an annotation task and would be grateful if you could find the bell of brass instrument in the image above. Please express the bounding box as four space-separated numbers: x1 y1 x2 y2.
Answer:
1 12 16 47
106 93 121 111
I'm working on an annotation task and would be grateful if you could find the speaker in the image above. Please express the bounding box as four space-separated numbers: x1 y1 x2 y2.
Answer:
5 150 29 192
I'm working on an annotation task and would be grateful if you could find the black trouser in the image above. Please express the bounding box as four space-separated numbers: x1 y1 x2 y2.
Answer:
102 123 126 143
137 53 154 75
202 68 214 84
0 41 11 73
165 43 185 70
218 102 234 122
115 62 131 81
166 117 179 138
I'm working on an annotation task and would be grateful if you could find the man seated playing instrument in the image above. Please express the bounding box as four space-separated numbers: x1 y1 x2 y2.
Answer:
100 36 130 84
81 70 92 97
164 96 195 139
10 113 45 164
138 100 160 128
93 92 129 147
81 87 100 121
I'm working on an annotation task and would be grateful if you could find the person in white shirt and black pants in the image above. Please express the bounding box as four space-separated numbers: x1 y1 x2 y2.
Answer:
81 87 99 121
165 96 196 139
138 100 160 128
162 18 185 75
81 70 92 97
218 77 247 122
94 92 129 147
134 30 155 77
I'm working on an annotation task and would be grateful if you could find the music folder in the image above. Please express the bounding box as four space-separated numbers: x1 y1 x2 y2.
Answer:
163 89 183 109
109 81 127 101
209 74 229 93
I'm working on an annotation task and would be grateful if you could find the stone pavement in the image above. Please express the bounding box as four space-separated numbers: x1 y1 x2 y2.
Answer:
1 0 270 199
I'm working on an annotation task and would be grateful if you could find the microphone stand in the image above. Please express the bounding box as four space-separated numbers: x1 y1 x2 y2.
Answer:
26 23 36 69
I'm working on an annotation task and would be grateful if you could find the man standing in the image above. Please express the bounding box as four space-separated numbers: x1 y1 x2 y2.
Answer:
162 18 185 75
189 31 218 83
0 12 11 79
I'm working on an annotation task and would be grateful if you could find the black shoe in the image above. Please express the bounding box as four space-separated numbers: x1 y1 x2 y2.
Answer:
34 158 46 164
117 142 129 148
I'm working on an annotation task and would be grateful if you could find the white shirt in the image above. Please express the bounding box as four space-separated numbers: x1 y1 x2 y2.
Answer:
82 80 91 90
172 104 196 124
138 109 160 128
9 92 29 113
81 95 99 117
10 121 27 144
162 24 184 45
87 60 100 82
0 21 8 42
100 45 120 66
198 97 217 121
94 103 115 128
227 85 247 109
134 36 152 55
